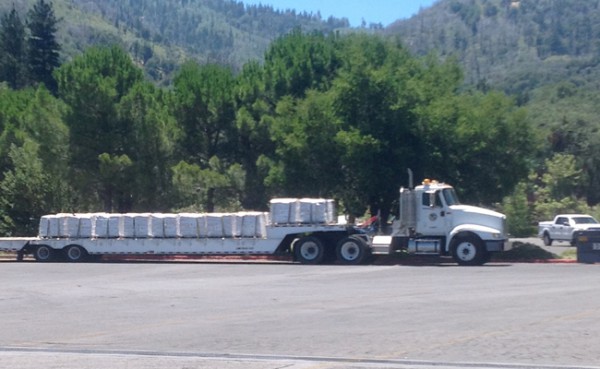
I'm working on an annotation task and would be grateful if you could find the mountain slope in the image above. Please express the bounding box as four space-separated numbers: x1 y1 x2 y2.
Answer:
387 0 600 138
0 0 350 83
388 0 600 92
5 0 600 129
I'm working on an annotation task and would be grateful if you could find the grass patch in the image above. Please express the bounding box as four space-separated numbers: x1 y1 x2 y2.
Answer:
560 248 577 260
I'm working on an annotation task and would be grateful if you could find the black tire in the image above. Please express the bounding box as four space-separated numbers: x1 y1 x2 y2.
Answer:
336 236 368 265
543 232 553 246
294 236 325 265
33 245 55 262
451 235 487 266
64 245 88 262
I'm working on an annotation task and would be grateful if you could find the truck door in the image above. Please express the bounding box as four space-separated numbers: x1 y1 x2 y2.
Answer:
418 190 448 236
555 216 569 240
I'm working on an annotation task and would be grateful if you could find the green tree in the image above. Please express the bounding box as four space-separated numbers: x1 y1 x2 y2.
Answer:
264 90 342 198
234 61 274 209
56 46 144 210
501 182 534 237
171 157 245 212
331 34 421 219
117 81 180 210
544 116 600 205
0 141 49 236
0 6 28 89
263 29 340 99
173 62 237 164
533 153 589 220
98 153 133 212
27 0 60 93
419 91 533 204
173 62 237 210
16 86 71 210
0 86 70 235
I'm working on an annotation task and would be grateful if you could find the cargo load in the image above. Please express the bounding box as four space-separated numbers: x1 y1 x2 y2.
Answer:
37 211 270 239
269 198 335 225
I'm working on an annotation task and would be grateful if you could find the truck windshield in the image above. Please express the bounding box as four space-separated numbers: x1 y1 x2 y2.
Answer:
442 188 460 206
573 216 599 224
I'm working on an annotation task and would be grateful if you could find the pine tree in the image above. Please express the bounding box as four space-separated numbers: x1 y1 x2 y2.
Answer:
0 6 28 89
27 0 60 93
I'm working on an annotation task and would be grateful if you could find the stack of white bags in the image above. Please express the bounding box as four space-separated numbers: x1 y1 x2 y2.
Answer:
269 198 336 225
37 198 336 238
38 212 269 239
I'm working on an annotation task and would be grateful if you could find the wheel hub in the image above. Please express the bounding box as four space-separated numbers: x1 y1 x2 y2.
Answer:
456 242 475 261
341 242 358 260
300 242 318 260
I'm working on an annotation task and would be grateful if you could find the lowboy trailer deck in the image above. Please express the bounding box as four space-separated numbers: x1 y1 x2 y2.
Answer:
0 211 369 264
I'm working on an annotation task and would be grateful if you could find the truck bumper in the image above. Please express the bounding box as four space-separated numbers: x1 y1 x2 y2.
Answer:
485 239 506 252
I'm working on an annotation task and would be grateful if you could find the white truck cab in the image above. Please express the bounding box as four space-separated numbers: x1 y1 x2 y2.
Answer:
372 179 507 265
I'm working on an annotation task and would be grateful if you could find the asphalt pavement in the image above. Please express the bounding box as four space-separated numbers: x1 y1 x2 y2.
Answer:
1 262 600 369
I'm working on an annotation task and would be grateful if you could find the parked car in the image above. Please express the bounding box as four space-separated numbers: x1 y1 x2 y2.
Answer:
538 214 600 246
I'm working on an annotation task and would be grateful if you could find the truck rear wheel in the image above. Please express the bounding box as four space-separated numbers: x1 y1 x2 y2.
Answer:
543 232 553 246
294 236 324 264
451 235 487 266
34 245 55 262
64 245 88 262
336 236 368 265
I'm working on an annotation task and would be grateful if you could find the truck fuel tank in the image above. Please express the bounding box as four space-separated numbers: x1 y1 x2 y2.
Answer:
370 236 442 255
408 238 441 254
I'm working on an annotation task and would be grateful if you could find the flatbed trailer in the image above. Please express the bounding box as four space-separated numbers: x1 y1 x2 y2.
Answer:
0 224 369 265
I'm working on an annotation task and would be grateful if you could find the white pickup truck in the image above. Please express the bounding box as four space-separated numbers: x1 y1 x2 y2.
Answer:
538 214 600 246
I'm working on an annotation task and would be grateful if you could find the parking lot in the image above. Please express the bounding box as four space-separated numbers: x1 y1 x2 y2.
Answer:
1 260 599 369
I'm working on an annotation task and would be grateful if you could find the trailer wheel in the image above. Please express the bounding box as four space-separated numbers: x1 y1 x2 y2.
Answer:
336 236 368 265
543 232 553 246
294 236 324 264
64 245 88 262
34 245 55 262
451 235 487 266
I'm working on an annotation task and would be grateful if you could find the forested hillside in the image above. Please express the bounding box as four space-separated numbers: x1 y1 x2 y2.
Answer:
0 0 349 83
389 0 600 143
389 0 600 91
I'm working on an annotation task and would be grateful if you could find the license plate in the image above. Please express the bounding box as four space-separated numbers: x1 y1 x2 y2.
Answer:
593 243 600 250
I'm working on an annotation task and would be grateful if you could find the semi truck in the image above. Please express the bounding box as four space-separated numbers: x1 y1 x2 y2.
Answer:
0 176 507 265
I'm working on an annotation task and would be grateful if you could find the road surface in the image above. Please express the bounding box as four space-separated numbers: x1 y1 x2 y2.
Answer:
0 260 598 369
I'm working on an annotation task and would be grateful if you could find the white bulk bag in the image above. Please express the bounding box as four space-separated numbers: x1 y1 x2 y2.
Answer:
38 215 54 238
133 213 152 238
163 214 178 238
240 212 266 238
206 214 225 238
93 213 110 238
179 213 200 238
222 213 242 238
78 214 94 238
269 198 297 225
121 214 135 238
57 214 80 238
